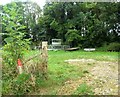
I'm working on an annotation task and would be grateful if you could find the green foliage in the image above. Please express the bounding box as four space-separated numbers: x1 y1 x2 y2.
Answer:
1 1 120 95
97 42 120 52
11 73 33 95
2 50 118 94
107 42 120 52
2 2 31 95
50 19 59 30
1 1 42 46
39 2 119 48
2 65 18 94
2 2 31 66
73 83 94 95
65 29 81 47
2 67 36 95
96 43 108 51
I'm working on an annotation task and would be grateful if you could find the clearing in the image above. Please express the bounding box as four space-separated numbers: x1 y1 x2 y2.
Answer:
24 50 119 95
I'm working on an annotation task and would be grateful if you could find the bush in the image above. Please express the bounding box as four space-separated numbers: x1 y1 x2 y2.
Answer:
2 64 33 95
97 42 120 52
96 47 107 52
96 43 108 52
107 42 120 52
11 73 33 95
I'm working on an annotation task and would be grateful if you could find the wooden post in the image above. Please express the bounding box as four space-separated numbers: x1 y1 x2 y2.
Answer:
41 41 48 79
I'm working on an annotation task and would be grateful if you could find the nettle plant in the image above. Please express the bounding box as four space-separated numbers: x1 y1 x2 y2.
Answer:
2 2 30 67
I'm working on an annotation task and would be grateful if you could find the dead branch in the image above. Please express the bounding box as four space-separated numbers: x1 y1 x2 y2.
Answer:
23 53 42 65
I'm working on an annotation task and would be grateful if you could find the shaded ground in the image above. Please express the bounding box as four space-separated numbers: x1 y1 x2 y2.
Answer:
57 59 118 95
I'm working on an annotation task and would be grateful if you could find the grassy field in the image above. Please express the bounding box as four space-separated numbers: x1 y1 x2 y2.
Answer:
0 49 1 57
24 50 118 62
23 50 118 95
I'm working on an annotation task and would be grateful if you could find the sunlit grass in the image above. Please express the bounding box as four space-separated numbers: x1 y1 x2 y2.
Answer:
48 50 118 62
73 83 94 95
23 50 118 94
0 50 2 57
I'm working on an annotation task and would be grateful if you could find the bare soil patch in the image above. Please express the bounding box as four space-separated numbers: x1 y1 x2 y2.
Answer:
59 59 118 95
65 59 96 65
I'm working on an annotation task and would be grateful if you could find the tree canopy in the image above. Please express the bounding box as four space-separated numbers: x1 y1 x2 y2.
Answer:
1 2 120 48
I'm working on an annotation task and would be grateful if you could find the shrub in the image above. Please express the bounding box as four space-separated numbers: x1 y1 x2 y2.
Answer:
97 42 120 52
107 42 120 52
96 47 108 52
11 73 33 95
2 2 31 95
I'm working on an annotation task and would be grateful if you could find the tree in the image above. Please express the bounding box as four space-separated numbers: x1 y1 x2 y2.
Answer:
38 2 120 47
2 2 30 68
1 1 42 46
22 2 42 43
65 29 81 47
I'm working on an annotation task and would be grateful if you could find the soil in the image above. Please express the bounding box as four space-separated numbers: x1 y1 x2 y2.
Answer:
58 59 118 95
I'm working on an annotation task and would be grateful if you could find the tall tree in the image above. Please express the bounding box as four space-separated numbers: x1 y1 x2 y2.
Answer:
38 2 120 47
2 2 30 66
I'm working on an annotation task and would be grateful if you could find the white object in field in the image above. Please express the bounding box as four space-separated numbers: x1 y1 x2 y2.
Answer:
18 66 23 74
52 39 61 45
84 48 96 51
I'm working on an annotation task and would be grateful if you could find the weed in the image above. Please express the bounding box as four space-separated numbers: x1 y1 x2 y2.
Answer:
83 70 89 74
73 83 94 95
87 63 92 65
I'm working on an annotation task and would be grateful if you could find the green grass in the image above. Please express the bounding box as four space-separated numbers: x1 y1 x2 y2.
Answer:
23 50 118 62
2 49 118 95
2 50 117 94
73 83 94 95
0 50 2 58
22 50 118 94
48 50 118 61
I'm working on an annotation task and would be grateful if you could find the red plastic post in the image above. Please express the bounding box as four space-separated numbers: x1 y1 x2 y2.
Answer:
17 59 22 66
17 58 23 74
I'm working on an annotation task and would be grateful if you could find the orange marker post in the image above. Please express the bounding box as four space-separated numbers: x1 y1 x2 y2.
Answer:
17 59 23 74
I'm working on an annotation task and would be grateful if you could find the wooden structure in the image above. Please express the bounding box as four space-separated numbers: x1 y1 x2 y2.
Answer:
41 41 48 79
51 39 62 50
65 47 79 51
48 39 70 50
